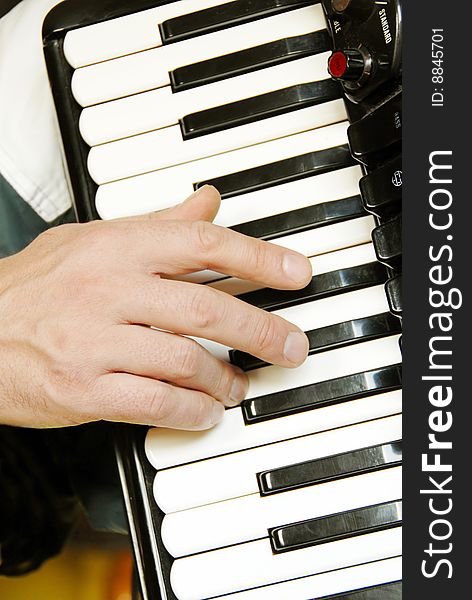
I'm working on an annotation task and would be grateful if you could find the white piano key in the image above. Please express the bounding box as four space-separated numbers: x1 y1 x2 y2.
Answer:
154 414 401 513
83 93 339 170
215 164 363 227
245 335 401 401
250 216 374 265
85 99 346 183
170 527 402 599
73 37 329 107
95 121 349 212
161 466 401 557
78 6 328 143
96 160 361 224
146 389 401 470
272 284 390 333
63 0 236 68
207 242 377 296
223 556 402 600
97 166 362 227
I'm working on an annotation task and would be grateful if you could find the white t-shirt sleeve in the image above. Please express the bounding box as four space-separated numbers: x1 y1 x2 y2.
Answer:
0 0 72 222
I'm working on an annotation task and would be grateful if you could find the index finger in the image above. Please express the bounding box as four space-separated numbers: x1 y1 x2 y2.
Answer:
121 218 313 290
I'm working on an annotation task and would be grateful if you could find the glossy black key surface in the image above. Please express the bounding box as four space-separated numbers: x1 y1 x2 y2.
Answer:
372 216 402 270
237 262 388 312
242 363 402 423
195 144 355 198
171 31 332 92
258 441 402 496
231 312 401 371
231 195 365 240
160 0 314 44
360 154 402 218
270 500 402 553
386 275 402 318
319 580 402 599
348 93 402 166
181 80 342 139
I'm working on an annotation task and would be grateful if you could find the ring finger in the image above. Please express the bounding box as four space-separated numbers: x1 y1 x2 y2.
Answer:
106 324 248 407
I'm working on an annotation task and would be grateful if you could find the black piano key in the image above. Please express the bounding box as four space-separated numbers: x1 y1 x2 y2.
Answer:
242 363 402 424
372 216 402 270
237 262 388 312
386 275 402 318
258 441 402 496
231 312 401 371
195 144 356 199
160 0 314 45
181 80 342 139
359 154 402 218
171 31 332 92
318 580 402 599
269 500 402 553
231 195 365 240
348 92 402 166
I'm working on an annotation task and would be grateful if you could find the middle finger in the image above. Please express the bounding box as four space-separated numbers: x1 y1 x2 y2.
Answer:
121 277 309 368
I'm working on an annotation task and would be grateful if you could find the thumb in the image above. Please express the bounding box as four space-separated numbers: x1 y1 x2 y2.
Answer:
152 185 221 222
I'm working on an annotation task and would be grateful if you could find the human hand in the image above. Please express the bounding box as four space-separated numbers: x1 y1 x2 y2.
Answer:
0 186 311 430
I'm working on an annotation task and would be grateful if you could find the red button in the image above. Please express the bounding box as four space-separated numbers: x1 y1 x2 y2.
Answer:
328 51 348 78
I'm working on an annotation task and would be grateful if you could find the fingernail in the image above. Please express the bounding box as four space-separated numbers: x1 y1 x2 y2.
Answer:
283 253 312 285
284 331 309 365
209 401 225 426
229 369 249 406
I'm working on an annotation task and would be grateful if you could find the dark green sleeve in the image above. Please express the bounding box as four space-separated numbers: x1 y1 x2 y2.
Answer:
0 173 75 258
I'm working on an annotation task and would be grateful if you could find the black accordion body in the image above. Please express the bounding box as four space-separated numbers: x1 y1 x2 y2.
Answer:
43 1 403 598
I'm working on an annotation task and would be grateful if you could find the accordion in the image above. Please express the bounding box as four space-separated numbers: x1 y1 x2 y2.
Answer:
43 1 403 598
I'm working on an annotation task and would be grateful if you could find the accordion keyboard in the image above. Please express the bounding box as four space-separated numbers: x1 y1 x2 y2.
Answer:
48 0 403 598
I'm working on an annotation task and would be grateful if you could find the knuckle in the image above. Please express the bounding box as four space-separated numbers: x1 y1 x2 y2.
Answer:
41 329 109 422
174 340 200 381
213 363 234 399
69 222 118 268
251 313 279 356
251 241 269 272
35 223 71 246
45 360 95 419
147 384 174 423
188 287 221 330
73 221 106 248
192 220 222 256
188 394 210 429
67 270 113 312
251 240 281 277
